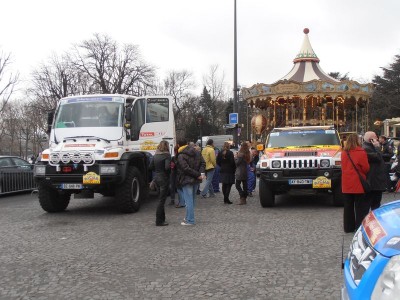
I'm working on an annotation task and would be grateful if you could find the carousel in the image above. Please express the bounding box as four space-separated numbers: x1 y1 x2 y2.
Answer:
242 28 374 142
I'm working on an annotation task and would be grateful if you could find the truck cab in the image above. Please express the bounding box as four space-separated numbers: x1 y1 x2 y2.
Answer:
34 94 175 213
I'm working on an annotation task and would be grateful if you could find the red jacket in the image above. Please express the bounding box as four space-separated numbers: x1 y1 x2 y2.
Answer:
341 147 370 194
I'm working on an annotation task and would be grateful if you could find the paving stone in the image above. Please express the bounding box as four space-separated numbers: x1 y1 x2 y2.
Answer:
0 184 394 299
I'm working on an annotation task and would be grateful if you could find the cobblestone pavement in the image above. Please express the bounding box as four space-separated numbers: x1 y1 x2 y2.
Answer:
0 184 396 300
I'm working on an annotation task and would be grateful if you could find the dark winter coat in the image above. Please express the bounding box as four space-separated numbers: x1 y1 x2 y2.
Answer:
217 149 236 184
176 145 206 187
381 140 393 162
341 147 369 194
235 152 248 181
362 141 387 191
149 150 171 184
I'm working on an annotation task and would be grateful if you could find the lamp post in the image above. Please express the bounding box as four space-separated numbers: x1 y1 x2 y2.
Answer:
233 0 239 148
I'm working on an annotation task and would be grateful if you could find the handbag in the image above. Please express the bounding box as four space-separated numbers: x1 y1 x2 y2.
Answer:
346 151 371 193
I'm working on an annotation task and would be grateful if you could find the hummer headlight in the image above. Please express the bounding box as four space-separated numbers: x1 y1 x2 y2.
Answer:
271 160 281 168
320 159 330 168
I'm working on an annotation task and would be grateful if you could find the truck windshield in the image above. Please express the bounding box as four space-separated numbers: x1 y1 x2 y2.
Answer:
267 129 340 148
55 99 123 128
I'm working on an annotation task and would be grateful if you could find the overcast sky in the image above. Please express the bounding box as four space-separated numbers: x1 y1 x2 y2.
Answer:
1 0 400 96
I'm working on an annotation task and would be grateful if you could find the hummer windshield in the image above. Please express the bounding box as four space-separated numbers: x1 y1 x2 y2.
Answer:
54 96 124 128
266 129 340 148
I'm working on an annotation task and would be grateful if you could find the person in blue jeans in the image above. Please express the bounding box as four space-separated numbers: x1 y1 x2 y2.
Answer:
176 139 205 225
201 139 216 198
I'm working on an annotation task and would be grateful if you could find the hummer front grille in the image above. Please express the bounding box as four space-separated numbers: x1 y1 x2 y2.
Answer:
285 152 317 157
282 159 318 169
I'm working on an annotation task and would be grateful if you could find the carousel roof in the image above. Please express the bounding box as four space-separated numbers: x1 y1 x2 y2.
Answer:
279 28 339 83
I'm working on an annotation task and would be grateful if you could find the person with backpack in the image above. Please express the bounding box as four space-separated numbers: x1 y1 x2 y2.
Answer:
176 139 205 225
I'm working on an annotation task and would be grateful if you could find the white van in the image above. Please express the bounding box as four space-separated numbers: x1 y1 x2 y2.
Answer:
197 135 233 150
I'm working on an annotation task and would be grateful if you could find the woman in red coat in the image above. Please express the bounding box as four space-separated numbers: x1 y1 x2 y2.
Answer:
341 133 370 233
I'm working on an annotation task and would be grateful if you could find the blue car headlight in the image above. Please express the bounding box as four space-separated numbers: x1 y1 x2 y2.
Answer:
371 255 400 299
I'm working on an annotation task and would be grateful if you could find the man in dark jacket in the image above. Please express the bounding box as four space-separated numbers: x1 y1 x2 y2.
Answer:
363 132 387 210
176 139 205 225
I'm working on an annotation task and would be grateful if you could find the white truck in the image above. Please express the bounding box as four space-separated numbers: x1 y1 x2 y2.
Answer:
34 94 175 213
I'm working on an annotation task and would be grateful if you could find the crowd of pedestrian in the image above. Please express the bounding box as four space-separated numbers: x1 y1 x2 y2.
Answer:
150 138 260 226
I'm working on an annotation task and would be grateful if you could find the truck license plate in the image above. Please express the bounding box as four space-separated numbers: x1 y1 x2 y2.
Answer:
289 179 312 185
61 183 83 189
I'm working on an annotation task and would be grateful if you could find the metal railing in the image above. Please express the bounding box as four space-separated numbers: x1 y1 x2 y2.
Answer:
0 170 37 195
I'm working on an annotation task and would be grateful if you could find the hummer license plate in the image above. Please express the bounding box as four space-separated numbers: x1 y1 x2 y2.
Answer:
289 179 312 185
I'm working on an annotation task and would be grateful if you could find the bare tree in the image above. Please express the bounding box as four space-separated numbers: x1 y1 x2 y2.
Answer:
29 53 93 112
0 101 23 156
202 65 229 133
0 51 19 114
203 65 226 102
164 70 195 116
70 33 155 95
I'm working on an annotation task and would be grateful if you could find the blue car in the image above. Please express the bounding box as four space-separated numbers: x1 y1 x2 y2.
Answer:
342 200 400 299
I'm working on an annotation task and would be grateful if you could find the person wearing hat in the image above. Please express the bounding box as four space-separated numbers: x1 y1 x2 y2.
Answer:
362 131 387 210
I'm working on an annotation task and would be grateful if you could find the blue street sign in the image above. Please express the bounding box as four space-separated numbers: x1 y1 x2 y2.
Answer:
229 113 238 124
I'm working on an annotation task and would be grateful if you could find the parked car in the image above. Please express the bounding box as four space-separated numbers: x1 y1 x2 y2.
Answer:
342 200 400 299
0 156 36 195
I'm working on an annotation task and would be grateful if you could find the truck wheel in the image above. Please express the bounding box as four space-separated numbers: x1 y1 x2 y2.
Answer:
259 179 275 207
38 184 70 212
116 166 143 213
332 184 344 206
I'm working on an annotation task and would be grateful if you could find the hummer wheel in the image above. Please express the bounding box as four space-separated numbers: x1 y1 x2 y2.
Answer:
259 179 275 207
